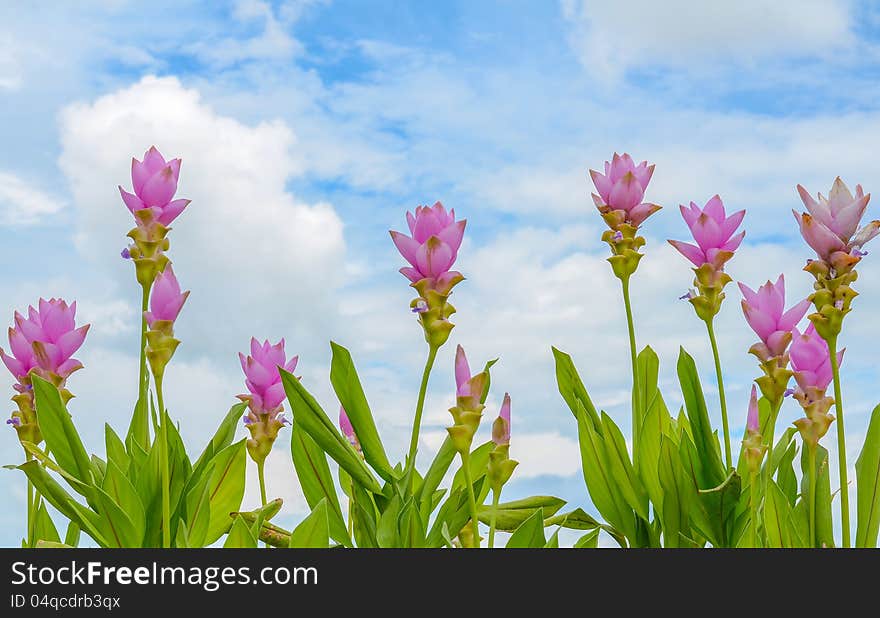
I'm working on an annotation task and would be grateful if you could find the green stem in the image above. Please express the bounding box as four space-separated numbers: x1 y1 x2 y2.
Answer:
828 337 850 548
136 283 150 443
461 449 480 548
762 398 783 507
404 345 439 490
706 320 732 470
26 452 34 548
749 470 759 548
488 487 500 549
347 495 354 539
620 277 640 465
156 375 171 548
808 444 817 548
257 460 268 507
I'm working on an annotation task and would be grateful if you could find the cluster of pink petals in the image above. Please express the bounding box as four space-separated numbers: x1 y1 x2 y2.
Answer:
238 338 298 417
669 195 746 268
1 299 89 388
144 266 189 327
455 345 476 397
794 178 879 260
119 146 190 226
589 153 660 225
492 392 511 446
390 202 466 285
738 275 810 357
790 324 843 393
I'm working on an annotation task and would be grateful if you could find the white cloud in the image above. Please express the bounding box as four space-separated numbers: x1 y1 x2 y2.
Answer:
0 171 64 225
58 75 346 363
560 0 853 80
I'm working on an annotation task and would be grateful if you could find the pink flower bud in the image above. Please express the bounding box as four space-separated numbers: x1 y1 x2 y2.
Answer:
339 406 359 449
1 298 89 388
668 195 745 268
455 344 472 397
144 266 190 327
492 392 511 446
746 384 760 434
119 146 191 226
589 153 660 226
790 324 843 393
238 337 298 416
390 201 466 284
738 275 810 357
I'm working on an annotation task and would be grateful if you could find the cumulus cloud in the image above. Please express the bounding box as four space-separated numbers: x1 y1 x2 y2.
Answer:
0 171 64 225
561 0 853 81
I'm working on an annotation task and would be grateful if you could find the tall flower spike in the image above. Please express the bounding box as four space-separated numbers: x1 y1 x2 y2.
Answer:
488 392 518 493
790 324 840 448
794 177 877 341
669 195 745 321
121 146 190 288
144 266 189 382
239 337 298 465
390 202 466 349
590 153 661 280
738 275 810 407
1 299 90 446
447 345 488 455
742 385 766 474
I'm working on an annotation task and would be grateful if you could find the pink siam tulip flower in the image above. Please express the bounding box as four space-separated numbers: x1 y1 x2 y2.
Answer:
144 266 189 327
669 195 746 268
590 153 660 226
119 146 190 226
746 385 760 434
793 178 879 260
238 338 299 417
455 344 474 397
738 275 811 358
1 298 89 387
390 202 466 286
492 392 511 446
790 323 843 393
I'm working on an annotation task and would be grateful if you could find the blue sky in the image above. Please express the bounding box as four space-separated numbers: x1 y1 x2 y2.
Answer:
2 0 880 546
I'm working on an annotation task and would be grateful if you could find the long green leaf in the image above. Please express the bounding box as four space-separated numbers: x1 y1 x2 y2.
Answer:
289 499 331 548
552 347 601 430
505 508 546 548
32 377 93 487
676 349 725 487
856 404 880 547
204 439 247 545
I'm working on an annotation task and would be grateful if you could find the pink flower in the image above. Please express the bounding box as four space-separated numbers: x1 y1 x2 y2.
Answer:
794 178 879 260
669 195 745 268
339 406 359 448
390 202 466 285
455 344 474 397
746 385 760 434
738 275 810 357
144 266 189 327
1 298 89 387
238 338 298 416
119 146 190 226
590 153 660 226
492 392 511 446
790 324 843 393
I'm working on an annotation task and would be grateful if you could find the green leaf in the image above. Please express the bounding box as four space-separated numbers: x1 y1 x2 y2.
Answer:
775 440 799 505
676 349 725 488
329 342 395 482
764 479 802 548
376 494 402 548
658 434 693 548
204 439 247 545
452 441 493 494
636 346 671 516
289 499 331 548
93 485 142 547
479 496 566 531
64 522 80 547
104 424 129 473
191 403 247 482
552 347 601 430
544 528 560 548
800 445 833 548
33 502 60 546
290 423 351 546
856 404 880 548
281 369 382 493
125 391 150 454
574 529 600 548
224 515 258 548
418 436 457 519
351 482 379 548
574 401 635 539
601 412 649 521
183 471 212 548
505 508 546 548
32 376 94 487
101 460 146 546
